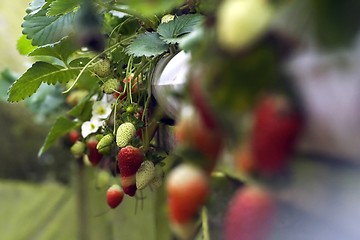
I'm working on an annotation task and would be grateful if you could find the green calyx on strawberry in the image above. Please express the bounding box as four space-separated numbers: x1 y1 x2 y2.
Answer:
116 122 136 148
117 145 144 196
101 78 119 94
106 184 124 209
224 186 275 240
94 58 112 77
250 95 303 176
87 138 103 166
135 160 155 190
166 164 210 225
175 105 224 173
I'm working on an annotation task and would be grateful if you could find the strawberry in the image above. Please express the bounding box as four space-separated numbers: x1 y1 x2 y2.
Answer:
96 133 114 152
149 164 164 189
68 130 81 144
224 186 275 240
101 78 119 94
94 58 111 77
166 164 209 224
87 138 103 166
135 160 155 190
175 106 224 172
117 146 144 196
106 184 124 209
116 122 136 148
251 95 303 176
190 78 219 129
70 140 86 158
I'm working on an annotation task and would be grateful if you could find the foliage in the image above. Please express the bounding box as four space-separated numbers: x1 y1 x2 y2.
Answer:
6 0 360 239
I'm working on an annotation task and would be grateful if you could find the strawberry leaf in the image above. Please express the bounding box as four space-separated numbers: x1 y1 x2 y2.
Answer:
157 14 204 44
26 0 47 15
17 35 37 55
39 116 79 156
8 62 78 102
47 0 81 16
120 0 183 16
29 37 78 63
22 9 75 46
126 32 168 57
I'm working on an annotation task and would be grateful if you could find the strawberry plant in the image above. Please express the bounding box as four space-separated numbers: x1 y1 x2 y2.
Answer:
7 0 360 239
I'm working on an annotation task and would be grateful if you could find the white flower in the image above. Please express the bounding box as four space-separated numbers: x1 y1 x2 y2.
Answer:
81 117 103 138
92 101 112 119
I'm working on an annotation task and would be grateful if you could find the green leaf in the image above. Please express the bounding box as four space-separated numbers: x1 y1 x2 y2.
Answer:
126 32 168 57
121 0 183 16
29 37 78 62
17 35 37 55
47 0 81 16
157 14 204 44
67 93 94 121
22 9 75 46
38 116 79 156
8 62 78 102
26 0 47 15
0 70 18 101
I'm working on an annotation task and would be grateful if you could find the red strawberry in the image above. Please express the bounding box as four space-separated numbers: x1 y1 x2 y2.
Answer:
166 164 210 224
68 130 81 144
251 95 303 176
224 186 275 240
117 146 144 196
87 139 103 166
175 106 224 172
190 77 219 129
106 184 124 209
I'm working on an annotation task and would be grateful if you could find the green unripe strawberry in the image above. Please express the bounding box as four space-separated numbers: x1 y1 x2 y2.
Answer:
136 160 155 190
94 59 111 77
97 134 114 151
161 14 175 23
101 78 119 94
70 140 86 157
116 122 136 148
216 0 273 51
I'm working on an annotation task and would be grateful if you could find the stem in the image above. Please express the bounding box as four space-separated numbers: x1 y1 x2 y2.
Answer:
93 0 157 29
63 35 134 94
202 207 210 240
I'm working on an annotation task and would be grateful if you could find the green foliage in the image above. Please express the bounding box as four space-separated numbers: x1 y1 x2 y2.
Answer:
22 10 75 46
8 62 78 102
39 116 79 156
122 0 184 16
29 37 78 62
157 14 204 44
126 32 168 57
47 0 81 16
17 35 37 55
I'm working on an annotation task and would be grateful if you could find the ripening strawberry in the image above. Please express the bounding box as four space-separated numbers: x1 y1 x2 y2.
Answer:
87 138 103 166
251 95 303 176
68 130 81 144
117 146 144 196
224 186 275 240
175 106 224 172
166 164 210 224
106 184 124 209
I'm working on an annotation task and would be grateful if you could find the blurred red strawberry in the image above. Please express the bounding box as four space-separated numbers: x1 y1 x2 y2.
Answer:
167 164 209 224
106 184 124 209
224 186 275 240
251 95 303 176
87 138 103 166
